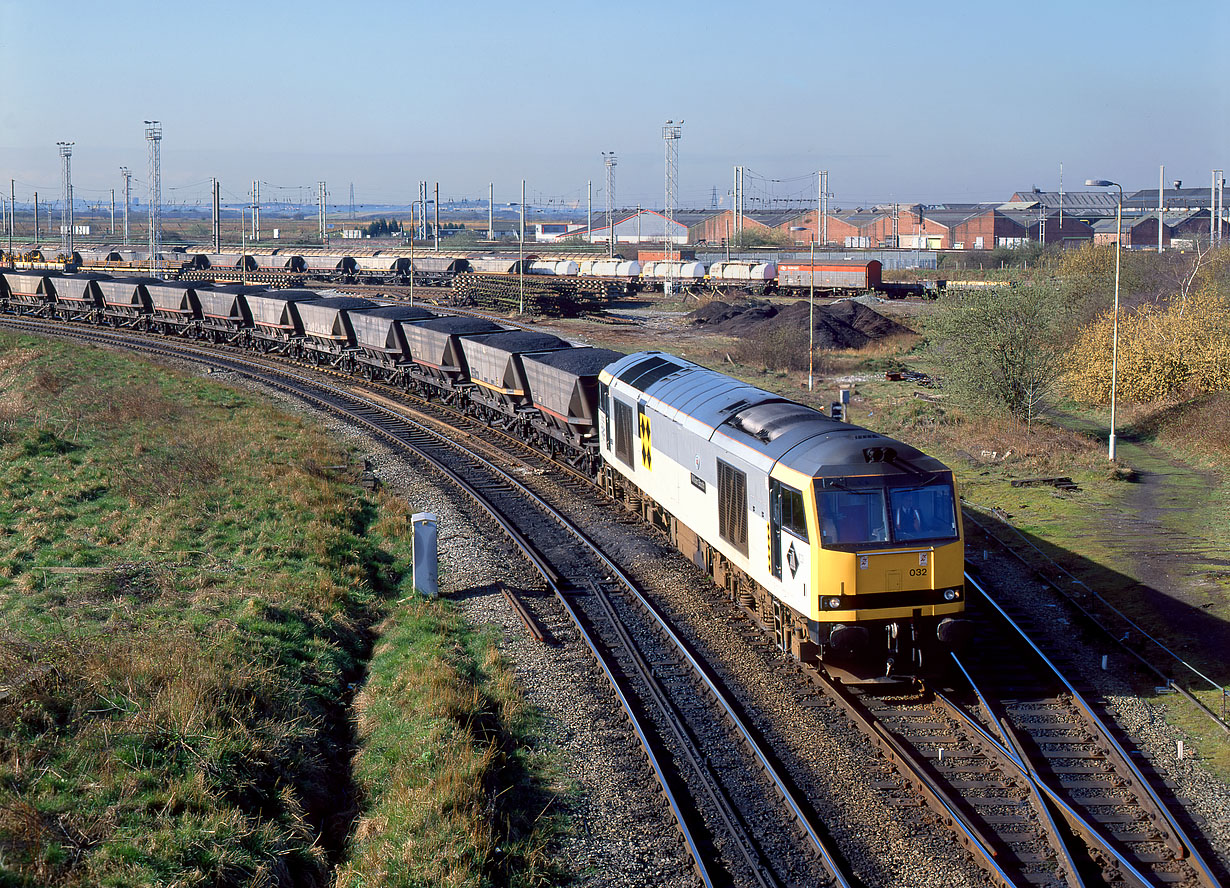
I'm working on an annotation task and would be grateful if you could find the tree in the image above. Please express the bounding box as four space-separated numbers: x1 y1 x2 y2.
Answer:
927 283 1074 427
731 227 794 248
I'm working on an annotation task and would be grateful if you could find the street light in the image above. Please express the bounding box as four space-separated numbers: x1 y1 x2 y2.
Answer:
791 226 817 391
1086 178 1123 460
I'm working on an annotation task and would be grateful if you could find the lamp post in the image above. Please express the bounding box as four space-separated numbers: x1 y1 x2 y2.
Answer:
1086 178 1122 460
791 226 816 391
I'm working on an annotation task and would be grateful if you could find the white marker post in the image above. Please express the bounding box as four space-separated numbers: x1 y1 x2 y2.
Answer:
412 513 439 597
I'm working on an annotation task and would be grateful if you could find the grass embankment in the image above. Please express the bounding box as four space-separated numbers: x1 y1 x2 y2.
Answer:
0 334 559 886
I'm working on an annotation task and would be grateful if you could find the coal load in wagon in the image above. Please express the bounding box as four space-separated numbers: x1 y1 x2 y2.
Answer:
351 305 437 369
522 347 626 436
401 316 504 382
460 331 569 396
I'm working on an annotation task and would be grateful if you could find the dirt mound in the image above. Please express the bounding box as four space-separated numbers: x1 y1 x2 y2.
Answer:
689 300 777 327
689 298 913 349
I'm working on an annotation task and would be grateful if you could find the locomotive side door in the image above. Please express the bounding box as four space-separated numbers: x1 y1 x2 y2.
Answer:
769 479 783 580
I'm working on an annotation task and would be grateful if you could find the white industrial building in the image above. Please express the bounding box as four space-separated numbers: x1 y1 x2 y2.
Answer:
568 209 689 245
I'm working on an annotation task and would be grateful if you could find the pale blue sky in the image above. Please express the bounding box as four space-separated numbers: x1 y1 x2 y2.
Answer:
2 0 1226 212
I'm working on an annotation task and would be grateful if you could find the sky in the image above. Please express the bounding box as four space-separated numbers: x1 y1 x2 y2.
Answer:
2 0 1227 214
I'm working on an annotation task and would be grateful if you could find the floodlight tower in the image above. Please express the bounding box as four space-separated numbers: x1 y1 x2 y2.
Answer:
318 182 327 242
602 151 617 258
57 141 74 253
144 121 162 278
662 121 682 296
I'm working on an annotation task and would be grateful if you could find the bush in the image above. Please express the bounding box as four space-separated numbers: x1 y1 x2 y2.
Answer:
1066 287 1230 403
927 282 1075 425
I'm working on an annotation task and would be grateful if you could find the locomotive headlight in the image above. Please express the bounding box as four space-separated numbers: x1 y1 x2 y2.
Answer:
825 597 843 610
943 588 959 601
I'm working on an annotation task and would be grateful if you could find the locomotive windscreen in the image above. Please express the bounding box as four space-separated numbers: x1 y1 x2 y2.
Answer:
817 472 957 550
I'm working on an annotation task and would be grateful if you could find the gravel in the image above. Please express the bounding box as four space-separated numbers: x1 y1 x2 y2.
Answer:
207 367 699 888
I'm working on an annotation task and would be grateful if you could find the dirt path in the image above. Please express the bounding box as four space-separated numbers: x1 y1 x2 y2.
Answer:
1054 412 1230 675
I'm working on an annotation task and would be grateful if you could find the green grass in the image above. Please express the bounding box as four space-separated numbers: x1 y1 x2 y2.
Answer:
0 333 562 887
336 603 564 888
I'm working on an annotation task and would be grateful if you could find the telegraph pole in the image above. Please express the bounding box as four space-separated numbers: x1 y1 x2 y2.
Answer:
144 120 162 278
211 178 221 253
109 187 115 235
120 167 131 245
33 193 38 243
253 180 261 241
817 170 823 246
822 170 830 246
1058 162 1064 239
1213 171 1219 247
733 167 742 239
1214 170 1225 248
519 179 526 314
587 180 592 243
488 182 494 240
57 141 74 255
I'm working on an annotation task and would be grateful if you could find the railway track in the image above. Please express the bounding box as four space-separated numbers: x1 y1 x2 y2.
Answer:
805 571 1224 888
0 316 854 888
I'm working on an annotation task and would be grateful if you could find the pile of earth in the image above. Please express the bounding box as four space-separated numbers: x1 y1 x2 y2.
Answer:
689 298 914 349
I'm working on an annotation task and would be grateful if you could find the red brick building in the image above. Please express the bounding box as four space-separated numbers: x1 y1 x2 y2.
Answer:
773 210 863 246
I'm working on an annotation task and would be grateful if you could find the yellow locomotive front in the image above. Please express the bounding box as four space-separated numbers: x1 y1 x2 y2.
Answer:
797 453 969 677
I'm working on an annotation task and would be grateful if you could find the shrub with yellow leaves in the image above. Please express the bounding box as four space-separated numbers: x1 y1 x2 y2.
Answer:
1067 284 1230 403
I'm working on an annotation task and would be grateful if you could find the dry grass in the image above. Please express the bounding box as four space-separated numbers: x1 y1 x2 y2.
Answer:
0 330 562 888
1124 392 1230 466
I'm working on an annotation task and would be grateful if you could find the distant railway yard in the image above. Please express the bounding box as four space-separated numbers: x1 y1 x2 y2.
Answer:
2 237 1229 887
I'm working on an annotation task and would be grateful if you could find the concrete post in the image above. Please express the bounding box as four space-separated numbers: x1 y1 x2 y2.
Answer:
412 512 439 597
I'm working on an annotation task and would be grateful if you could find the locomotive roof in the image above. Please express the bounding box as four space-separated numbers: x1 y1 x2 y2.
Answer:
604 351 946 478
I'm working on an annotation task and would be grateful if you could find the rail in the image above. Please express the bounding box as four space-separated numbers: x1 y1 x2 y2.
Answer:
964 571 1223 888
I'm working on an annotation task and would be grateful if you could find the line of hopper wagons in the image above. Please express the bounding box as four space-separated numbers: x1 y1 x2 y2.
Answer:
5 247 892 297
0 269 624 471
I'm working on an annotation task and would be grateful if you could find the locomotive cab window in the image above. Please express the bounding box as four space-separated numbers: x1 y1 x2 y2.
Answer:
780 484 808 541
816 472 957 550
